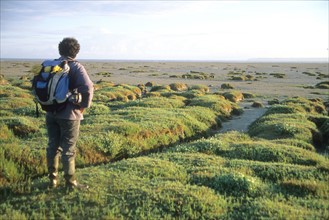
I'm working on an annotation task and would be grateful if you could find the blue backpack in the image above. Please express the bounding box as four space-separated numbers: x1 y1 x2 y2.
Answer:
32 59 72 116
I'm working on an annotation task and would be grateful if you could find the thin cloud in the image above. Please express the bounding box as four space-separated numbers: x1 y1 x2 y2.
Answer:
1 0 328 60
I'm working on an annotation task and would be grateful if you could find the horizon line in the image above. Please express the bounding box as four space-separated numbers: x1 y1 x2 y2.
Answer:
1 57 328 63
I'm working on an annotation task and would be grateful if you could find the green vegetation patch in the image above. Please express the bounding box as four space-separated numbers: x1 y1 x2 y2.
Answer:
94 83 142 102
225 159 328 183
188 84 210 93
169 83 188 91
181 71 214 80
221 90 244 103
226 196 329 219
95 71 113 77
119 96 186 109
188 94 242 118
0 117 41 138
1 159 227 220
2 129 329 219
270 72 286 78
197 172 265 197
168 132 326 166
302 71 317 76
110 157 188 182
282 97 327 114
0 84 35 117
315 81 329 89
249 97 328 148
221 83 234 89
0 84 33 99
248 113 318 143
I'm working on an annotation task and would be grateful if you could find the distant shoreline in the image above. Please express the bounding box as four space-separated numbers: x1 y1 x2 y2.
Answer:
1 58 328 63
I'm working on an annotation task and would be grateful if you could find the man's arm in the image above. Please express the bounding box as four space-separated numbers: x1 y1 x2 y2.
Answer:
71 63 94 109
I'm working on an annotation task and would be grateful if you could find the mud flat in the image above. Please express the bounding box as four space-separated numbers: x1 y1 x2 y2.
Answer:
1 60 328 100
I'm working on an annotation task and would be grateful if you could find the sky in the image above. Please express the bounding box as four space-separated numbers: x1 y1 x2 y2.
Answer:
1 0 328 61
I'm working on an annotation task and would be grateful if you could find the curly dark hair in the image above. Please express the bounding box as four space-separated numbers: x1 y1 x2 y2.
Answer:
58 37 80 58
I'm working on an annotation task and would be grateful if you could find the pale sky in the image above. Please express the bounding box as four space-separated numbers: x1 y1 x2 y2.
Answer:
1 0 328 60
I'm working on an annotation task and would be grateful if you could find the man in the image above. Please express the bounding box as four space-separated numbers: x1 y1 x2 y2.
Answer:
46 37 93 190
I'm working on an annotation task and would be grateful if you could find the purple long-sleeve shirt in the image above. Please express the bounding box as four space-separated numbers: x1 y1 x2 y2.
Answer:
47 57 94 120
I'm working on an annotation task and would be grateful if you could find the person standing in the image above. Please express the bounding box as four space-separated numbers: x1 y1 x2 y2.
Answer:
46 37 93 190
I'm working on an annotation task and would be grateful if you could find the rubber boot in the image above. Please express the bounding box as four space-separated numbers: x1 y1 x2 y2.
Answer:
47 151 60 188
63 154 76 185
63 156 89 190
66 180 89 191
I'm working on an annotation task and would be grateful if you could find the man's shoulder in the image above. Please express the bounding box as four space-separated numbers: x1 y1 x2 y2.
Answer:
68 59 81 66
69 60 86 72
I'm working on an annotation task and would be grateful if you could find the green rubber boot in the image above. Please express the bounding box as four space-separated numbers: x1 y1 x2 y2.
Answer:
47 153 60 188
63 156 88 190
